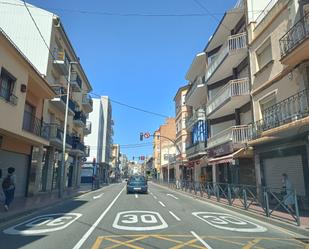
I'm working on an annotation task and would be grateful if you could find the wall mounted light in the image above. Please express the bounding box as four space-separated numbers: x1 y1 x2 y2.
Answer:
20 84 27 93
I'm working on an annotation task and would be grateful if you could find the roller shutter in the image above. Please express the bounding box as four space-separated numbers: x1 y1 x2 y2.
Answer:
263 155 305 196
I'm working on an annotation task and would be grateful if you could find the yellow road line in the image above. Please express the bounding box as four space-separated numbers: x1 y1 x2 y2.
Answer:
169 238 204 249
105 235 148 249
242 238 262 249
91 237 104 249
206 236 245 246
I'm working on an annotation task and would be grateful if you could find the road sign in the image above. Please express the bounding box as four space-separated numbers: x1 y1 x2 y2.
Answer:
3 213 82 235
112 211 168 231
144 132 150 139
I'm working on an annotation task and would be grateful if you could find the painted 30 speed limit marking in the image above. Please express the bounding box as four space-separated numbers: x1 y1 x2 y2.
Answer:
3 213 82 235
192 212 267 232
113 211 168 231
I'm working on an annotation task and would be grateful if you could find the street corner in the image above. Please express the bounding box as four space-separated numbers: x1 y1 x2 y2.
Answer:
90 234 309 249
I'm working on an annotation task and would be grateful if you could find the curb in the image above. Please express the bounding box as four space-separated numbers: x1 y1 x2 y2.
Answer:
152 182 309 238
0 187 95 225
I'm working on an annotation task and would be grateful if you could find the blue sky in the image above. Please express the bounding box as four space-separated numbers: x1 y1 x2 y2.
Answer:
26 0 235 160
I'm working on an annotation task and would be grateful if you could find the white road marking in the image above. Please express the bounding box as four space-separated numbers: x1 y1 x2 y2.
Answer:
135 194 138 198
158 201 166 207
112 211 168 231
167 194 178 200
168 211 181 221
192 212 267 233
153 195 157 199
72 186 125 249
191 231 213 249
3 213 82 235
93 193 104 199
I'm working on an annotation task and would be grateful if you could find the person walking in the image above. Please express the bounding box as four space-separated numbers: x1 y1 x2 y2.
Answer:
2 167 16 211
282 173 295 211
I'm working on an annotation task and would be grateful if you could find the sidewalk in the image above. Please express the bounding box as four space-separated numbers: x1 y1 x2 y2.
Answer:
153 182 309 237
0 183 96 224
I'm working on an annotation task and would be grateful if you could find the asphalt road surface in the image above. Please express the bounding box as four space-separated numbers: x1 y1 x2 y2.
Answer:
0 182 308 249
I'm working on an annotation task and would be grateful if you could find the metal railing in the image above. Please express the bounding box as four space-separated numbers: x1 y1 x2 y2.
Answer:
252 88 309 138
154 179 301 226
207 125 252 148
82 94 93 107
255 0 278 25
22 111 49 139
49 123 72 146
70 71 82 89
0 85 18 105
185 76 204 102
51 86 76 112
186 141 206 156
72 137 85 151
84 121 92 133
280 12 309 58
74 111 87 125
205 32 247 83
207 78 250 116
186 108 206 128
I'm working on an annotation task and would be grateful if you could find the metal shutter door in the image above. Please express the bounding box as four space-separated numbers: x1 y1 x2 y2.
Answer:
263 155 305 196
0 150 29 197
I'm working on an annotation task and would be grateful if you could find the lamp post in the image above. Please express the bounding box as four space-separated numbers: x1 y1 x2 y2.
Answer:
59 61 78 198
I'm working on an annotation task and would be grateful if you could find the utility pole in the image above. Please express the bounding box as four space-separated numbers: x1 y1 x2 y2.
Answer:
59 61 78 198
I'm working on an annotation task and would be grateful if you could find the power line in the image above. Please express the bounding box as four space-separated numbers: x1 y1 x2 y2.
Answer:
1 1 264 17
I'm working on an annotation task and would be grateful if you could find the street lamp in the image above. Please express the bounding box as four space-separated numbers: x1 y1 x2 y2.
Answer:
59 61 79 198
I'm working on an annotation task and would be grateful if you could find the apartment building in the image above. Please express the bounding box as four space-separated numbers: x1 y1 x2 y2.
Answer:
184 53 208 182
0 29 55 197
173 85 194 182
111 144 120 181
247 0 309 204
0 0 93 191
153 118 176 181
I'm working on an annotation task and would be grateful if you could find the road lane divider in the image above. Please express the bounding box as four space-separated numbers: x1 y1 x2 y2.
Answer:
168 211 181 221
93 193 104 200
159 201 166 207
167 194 178 200
72 186 125 249
190 231 214 249
135 194 138 199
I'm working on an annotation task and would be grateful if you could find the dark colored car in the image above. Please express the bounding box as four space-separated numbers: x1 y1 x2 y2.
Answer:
127 175 148 194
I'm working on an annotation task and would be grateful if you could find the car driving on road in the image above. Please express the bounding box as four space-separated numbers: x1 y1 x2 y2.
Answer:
126 175 148 194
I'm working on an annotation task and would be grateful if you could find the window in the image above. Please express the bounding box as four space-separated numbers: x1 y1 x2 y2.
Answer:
0 68 16 103
259 92 277 126
23 102 36 132
256 39 272 70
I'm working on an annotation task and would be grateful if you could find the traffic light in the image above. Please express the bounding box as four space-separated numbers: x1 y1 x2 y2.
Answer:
140 132 143 141
141 156 145 161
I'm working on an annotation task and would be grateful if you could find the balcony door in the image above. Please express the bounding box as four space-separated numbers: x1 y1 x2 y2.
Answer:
23 102 36 133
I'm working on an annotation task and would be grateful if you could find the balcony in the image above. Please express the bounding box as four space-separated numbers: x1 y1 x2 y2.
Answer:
206 78 250 119
50 86 75 116
53 49 70 75
70 72 82 92
0 85 18 105
49 124 72 149
207 125 252 149
280 12 309 66
22 111 50 139
82 94 93 113
205 33 247 85
84 145 90 157
252 89 309 138
186 141 206 158
186 108 206 128
185 76 207 108
73 111 86 127
84 121 92 135
71 137 86 155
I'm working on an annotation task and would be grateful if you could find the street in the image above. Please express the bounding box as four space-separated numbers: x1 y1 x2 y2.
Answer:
0 182 308 249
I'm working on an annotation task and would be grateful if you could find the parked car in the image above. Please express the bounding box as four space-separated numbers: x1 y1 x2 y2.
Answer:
127 175 148 194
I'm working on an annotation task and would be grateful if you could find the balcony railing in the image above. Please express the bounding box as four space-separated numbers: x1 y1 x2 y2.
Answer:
53 49 70 73
185 76 204 102
207 125 252 149
186 141 206 156
207 78 250 115
186 108 206 128
49 123 73 146
52 86 76 112
74 111 87 125
205 32 247 83
0 85 18 105
22 111 49 139
252 89 309 138
280 12 309 58
84 121 92 134
70 72 82 90
72 137 85 151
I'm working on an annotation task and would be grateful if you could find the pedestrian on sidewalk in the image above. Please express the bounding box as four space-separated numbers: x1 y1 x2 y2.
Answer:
2 167 16 211
282 173 295 212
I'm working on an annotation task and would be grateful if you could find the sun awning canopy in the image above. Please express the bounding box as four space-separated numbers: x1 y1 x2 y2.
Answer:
207 147 253 165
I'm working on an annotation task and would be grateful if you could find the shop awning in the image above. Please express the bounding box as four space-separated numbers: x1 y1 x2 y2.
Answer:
208 148 253 166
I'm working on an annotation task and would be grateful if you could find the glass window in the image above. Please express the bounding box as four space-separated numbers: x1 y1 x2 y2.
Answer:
0 68 15 101
256 39 272 70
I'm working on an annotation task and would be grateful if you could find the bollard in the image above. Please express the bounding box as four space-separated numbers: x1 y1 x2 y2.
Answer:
207 183 211 199
294 190 301 226
216 184 220 202
264 188 270 217
243 188 248 210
